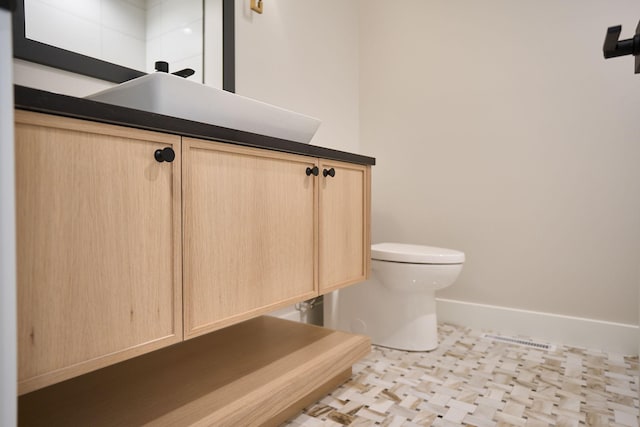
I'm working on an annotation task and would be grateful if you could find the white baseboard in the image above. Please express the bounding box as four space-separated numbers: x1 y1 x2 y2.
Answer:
436 298 639 356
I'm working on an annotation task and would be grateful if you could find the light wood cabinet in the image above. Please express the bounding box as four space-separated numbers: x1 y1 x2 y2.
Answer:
182 138 317 338
318 160 371 293
15 111 183 394
16 112 371 395
182 139 371 337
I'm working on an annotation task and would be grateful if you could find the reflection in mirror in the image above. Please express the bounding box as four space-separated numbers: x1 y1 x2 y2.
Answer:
24 0 204 82
14 0 233 90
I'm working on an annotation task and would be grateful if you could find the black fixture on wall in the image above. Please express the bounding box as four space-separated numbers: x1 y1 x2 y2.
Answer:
11 0 235 92
603 20 640 74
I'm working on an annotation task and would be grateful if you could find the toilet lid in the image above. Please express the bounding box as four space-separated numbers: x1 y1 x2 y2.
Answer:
371 243 465 264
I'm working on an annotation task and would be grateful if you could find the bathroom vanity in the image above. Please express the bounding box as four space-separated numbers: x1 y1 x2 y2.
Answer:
14 86 374 426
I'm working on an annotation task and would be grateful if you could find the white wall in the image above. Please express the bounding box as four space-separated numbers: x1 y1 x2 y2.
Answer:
234 0 360 153
203 0 222 88
1 8 17 426
359 0 640 328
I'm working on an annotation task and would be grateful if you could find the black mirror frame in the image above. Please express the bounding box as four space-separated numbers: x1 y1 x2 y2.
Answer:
12 0 235 92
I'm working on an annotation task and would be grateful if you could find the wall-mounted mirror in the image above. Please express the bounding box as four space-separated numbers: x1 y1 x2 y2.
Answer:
12 0 234 91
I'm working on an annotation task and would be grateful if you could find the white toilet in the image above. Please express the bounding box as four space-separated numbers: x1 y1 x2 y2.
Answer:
324 243 465 351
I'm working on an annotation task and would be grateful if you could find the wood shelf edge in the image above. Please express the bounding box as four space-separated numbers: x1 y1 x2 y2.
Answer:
19 316 371 427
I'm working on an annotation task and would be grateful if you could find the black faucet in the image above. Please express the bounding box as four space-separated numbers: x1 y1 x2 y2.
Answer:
154 61 195 78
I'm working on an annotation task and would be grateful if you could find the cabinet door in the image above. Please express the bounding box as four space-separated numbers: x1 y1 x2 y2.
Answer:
183 138 317 338
15 111 182 394
319 160 371 293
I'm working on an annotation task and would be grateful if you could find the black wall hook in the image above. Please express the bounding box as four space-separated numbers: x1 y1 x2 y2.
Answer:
603 21 640 74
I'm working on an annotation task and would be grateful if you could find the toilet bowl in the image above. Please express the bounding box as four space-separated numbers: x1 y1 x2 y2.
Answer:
324 243 465 351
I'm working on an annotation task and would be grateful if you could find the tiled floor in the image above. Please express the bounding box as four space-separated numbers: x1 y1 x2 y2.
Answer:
286 324 639 427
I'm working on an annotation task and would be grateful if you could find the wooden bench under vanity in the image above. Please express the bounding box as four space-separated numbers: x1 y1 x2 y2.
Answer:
14 86 375 426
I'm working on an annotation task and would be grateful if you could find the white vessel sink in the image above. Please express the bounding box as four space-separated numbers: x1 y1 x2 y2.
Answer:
86 73 321 144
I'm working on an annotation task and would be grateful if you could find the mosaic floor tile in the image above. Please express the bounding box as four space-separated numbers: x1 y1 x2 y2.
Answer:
285 323 639 427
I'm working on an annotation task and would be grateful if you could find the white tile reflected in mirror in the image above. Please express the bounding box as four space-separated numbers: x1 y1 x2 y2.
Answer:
24 0 204 82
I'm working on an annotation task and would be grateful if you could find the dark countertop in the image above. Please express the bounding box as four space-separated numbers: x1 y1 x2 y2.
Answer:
14 85 376 166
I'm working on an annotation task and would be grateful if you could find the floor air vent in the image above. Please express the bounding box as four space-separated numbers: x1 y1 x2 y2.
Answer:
482 333 556 351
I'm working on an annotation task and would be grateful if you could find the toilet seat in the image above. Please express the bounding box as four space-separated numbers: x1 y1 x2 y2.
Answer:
371 243 465 264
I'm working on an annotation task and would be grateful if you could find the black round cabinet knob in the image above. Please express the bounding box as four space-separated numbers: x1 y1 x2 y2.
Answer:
323 167 336 178
154 147 175 163
306 166 319 176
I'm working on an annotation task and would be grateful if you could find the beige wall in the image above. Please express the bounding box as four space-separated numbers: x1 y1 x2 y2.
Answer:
359 0 640 325
234 0 360 153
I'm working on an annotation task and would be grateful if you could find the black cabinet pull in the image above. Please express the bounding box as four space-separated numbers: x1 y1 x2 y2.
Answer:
154 147 175 163
323 167 336 178
306 166 319 176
